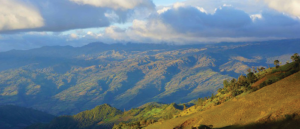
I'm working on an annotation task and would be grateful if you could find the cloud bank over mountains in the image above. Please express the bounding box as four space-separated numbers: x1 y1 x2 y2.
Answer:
0 0 299 51
103 3 300 43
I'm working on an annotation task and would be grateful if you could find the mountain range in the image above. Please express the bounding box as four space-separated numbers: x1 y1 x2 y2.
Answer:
0 39 299 116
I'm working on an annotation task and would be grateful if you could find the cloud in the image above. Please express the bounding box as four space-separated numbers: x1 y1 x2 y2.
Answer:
183 0 266 14
173 2 186 9
69 0 155 10
160 6 252 32
0 31 103 52
157 7 171 14
262 0 300 18
69 33 78 39
0 0 44 31
101 5 300 43
0 0 155 33
250 14 263 21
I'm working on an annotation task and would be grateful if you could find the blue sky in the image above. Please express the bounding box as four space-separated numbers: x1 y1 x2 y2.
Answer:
0 0 299 51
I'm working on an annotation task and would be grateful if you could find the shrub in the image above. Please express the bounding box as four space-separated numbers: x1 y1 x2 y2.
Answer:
259 81 267 88
139 120 146 125
197 124 213 129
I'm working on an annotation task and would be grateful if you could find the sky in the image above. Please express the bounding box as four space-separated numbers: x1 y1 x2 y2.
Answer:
0 0 300 51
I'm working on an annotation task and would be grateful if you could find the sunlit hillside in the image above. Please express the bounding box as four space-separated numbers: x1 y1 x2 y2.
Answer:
146 61 300 129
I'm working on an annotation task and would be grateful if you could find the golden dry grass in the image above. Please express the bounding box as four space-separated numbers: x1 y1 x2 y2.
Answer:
146 71 300 129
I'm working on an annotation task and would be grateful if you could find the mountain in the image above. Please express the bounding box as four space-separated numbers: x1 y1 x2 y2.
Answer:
0 105 55 129
0 39 299 115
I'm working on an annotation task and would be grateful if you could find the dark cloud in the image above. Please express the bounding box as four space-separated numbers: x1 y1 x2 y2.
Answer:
157 6 300 38
35 0 110 31
160 6 252 33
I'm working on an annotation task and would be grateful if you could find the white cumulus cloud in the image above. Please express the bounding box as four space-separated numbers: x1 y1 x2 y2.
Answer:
263 0 300 18
157 7 171 14
0 0 44 31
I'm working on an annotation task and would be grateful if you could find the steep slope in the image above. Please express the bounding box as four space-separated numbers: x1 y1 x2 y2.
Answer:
0 105 55 129
146 71 300 129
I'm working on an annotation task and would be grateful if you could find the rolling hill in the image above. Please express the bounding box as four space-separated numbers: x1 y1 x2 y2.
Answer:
27 103 183 129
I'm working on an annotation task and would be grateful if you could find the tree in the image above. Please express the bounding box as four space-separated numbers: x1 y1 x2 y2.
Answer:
274 60 280 68
211 93 215 100
257 67 261 72
223 80 229 87
230 78 237 84
217 88 222 93
197 98 204 106
237 75 248 86
291 53 300 62
252 66 257 73
183 104 187 110
247 68 252 73
247 72 257 84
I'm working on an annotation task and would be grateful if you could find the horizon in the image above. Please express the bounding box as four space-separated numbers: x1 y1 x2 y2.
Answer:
2 38 300 52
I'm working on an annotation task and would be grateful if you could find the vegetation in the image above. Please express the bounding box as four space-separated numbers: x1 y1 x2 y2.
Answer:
274 60 280 68
192 54 300 110
27 103 182 129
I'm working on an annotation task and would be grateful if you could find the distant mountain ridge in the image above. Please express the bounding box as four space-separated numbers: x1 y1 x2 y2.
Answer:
0 39 299 116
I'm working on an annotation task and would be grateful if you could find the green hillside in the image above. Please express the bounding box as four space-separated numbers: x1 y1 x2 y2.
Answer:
27 103 183 129
0 105 55 129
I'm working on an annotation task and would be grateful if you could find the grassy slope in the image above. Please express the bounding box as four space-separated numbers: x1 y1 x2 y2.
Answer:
146 71 300 129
